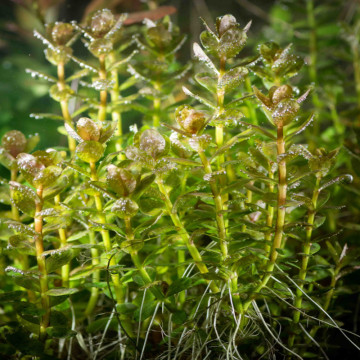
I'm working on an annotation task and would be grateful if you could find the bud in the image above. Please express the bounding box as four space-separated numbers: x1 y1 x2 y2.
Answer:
51 22 74 46
216 15 237 37
16 150 62 188
16 153 45 181
111 197 139 219
1 130 27 158
90 9 114 38
147 24 172 49
259 42 280 64
76 117 100 141
139 129 169 159
176 106 206 135
270 85 293 105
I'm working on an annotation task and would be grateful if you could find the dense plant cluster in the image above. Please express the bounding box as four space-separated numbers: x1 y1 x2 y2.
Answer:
0 4 359 360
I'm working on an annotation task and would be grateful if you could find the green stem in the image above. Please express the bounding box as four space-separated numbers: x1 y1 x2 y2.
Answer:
156 178 219 294
153 82 161 127
11 169 35 302
84 231 100 316
216 56 226 177
243 125 287 312
308 247 340 341
109 52 125 159
98 55 107 122
306 0 321 149
89 161 124 305
288 175 321 347
54 194 69 288
198 150 228 259
35 185 50 340
264 169 275 260
245 77 258 125
126 217 165 301
57 63 76 153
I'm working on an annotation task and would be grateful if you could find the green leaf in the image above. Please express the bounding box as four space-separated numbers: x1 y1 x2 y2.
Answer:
218 25 247 58
46 288 79 296
210 108 244 128
76 141 104 163
116 302 138 315
0 291 24 302
8 234 35 255
67 230 89 242
193 42 219 75
6 220 36 236
310 243 321 255
30 113 64 121
33 165 62 188
139 196 165 216
9 182 39 217
200 30 219 56
166 278 193 297
134 300 157 321
44 247 74 273
0 148 16 170
14 274 40 292
164 157 200 167
319 175 353 191
195 72 217 93
238 121 276 140
211 129 252 161
218 66 248 92
182 86 216 109
46 327 76 338
249 147 269 170
86 317 118 334
132 174 156 200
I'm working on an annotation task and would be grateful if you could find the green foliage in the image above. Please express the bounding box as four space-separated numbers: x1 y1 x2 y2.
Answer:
0 2 359 360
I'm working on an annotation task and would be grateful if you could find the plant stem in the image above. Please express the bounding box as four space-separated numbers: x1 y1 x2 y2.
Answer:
216 57 226 169
308 246 340 341
57 63 76 153
198 150 228 259
245 76 258 125
84 230 100 316
153 82 161 128
89 161 124 305
109 52 125 159
306 0 321 149
11 169 35 302
243 125 287 312
34 185 50 340
155 177 219 294
98 55 107 122
288 175 321 347
264 169 275 261
54 194 69 288
125 217 165 300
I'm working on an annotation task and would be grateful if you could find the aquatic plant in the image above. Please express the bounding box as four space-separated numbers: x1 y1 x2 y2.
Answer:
0 6 358 360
